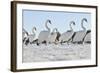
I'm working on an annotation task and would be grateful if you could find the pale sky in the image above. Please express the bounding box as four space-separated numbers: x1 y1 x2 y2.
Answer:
22 10 91 38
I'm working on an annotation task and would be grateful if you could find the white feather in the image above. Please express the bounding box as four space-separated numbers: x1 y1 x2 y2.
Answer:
59 31 74 42
47 28 58 43
73 31 87 42
59 21 75 43
38 19 51 44
72 18 88 43
84 32 91 42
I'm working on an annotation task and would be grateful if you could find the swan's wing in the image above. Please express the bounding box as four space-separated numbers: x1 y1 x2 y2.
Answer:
84 32 91 42
59 32 74 42
73 31 87 42
47 33 57 43
28 34 35 42
38 31 50 42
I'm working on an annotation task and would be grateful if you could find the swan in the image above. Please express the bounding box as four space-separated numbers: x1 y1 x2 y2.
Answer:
47 28 61 44
59 21 75 44
72 18 88 44
27 27 36 44
22 28 29 44
23 27 36 45
37 19 51 45
82 19 91 43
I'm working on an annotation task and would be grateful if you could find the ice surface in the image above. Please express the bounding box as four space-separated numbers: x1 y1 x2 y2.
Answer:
22 43 91 63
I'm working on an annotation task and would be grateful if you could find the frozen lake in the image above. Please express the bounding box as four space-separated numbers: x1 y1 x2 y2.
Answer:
22 43 91 63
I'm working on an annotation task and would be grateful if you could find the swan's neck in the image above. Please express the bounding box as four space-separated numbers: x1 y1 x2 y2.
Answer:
81 20 86 31
69 22 74 31
32 28 36 35
45 21 50 32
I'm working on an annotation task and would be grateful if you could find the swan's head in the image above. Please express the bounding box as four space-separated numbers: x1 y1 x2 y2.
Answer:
70 21 75 25
47 19 52 24
69 21 75 32
72 21 75 25
32 27 36 33
33 27 36 31
82 18 88 22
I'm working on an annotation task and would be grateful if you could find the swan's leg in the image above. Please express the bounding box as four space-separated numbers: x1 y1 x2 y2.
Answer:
42 40 47 45
37 43 39 46
25 38 29 45
37 41 40 46
60 40 64 45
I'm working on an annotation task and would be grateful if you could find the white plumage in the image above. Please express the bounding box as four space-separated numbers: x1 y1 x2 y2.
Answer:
47 28 60 44
59 21 75 44
23 28 28 38
37 19 51 45
84 31 91 43
23 27 36 45
27 27 36 44
72 18 88 43
73 31 87 43
22 28 29 44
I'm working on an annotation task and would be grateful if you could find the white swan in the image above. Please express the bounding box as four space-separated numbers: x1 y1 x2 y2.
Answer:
27 27 36 44
37 19 51 45
22 28 29 44
72 18 87 44
25 27 36 45
59 21 75 44
47 28 60 44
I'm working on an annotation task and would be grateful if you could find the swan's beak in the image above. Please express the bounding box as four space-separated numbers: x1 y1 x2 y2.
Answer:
83 18 88 22
85 19 88 22
73 22 75 25
49 20 51 24
35 27 36 31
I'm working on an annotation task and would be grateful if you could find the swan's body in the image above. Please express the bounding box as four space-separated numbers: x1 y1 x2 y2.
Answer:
72 18 87 44
24 27 36 45
28 27 36 44
72 31 87 43
22 28 29 44
37 19 51 45
47 28 60 44
84 30 91 43
59 21 75 44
